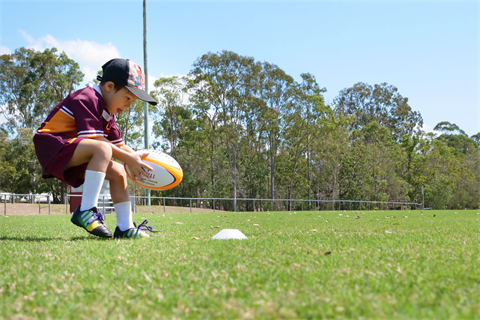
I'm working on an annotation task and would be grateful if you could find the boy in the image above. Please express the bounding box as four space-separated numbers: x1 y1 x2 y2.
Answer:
34 58 157 238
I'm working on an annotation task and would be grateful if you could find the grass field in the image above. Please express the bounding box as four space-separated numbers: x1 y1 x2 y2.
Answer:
1 209 479 319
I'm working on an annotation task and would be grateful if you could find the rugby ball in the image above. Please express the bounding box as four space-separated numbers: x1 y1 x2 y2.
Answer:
124 149 183 190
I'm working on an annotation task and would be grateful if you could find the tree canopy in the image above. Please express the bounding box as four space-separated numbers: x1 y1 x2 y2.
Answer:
1 47 478 210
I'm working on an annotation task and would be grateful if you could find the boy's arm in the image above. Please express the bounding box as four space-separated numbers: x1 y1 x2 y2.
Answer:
119 144 135 154
93 137 152 179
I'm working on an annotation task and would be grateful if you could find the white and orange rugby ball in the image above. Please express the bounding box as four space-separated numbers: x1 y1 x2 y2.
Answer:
125 149 183 190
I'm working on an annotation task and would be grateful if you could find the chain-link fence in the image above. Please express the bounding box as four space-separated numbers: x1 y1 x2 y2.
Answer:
1 193 422 215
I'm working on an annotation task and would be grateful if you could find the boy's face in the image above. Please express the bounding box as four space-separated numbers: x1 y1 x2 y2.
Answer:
101 82 138 114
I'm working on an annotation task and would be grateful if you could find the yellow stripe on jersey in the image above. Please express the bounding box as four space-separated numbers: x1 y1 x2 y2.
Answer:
38 109 77 136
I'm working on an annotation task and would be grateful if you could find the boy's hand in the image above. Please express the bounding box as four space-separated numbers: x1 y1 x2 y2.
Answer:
125 150 154 182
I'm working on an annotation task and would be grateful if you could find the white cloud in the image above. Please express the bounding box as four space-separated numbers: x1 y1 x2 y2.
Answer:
0 45 11 55
18 30 120 84
147 74 158 92
16 30 166 94
421 123 442 137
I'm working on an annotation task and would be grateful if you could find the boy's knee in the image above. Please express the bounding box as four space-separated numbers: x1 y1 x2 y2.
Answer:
108 162 127 183
93 141 113 160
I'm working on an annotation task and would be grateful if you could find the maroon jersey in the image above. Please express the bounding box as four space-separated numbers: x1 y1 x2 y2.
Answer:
34 84 124 180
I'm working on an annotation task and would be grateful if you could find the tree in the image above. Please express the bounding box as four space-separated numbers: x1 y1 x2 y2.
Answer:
334 82 423 141
432 122 480 208
434 121 478 155
190 51 256 210
0 47 84 134
400 131 470 209
333 120 409 210
152 76 193 158
282 73 328 209
254 61 294 205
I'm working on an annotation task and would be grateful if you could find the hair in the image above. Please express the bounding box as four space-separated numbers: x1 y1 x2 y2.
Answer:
100 81 125 92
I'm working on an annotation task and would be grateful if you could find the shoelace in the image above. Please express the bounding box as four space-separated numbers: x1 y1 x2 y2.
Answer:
86 211 106 225
136 219 164 233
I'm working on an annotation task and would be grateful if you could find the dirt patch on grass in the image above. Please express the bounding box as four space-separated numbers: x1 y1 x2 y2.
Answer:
0 203 224 216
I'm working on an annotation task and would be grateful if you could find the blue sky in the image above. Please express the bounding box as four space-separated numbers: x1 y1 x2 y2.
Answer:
1 0 479 136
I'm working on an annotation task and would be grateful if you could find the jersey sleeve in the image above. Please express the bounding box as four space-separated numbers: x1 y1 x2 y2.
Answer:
107 121 125 147
70 95 105 139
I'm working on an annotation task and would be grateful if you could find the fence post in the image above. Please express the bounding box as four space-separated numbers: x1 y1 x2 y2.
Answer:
132 195 136 214
163 197 166 213
48 193 51 215
190 199 192 212
3 195 6 215
213 199 215 212
65 194 68 214
38 195 41 215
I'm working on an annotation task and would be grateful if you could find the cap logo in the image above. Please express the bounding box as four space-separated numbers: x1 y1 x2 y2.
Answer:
127 61 146 91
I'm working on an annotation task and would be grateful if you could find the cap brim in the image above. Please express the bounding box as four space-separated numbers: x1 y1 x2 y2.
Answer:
126 86 158 105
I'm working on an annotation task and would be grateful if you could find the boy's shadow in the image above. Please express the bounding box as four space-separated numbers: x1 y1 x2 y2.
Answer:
0 236 111 242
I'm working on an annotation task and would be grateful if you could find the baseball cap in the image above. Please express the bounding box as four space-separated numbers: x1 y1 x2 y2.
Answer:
97 58 158 105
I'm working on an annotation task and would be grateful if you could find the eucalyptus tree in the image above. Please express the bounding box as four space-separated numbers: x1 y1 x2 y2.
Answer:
342 121 409 204
309 113 350 205
282 73 329 209
400 130 471 209
190 51 255 210
432 122 480 208
334 82 423 142
0 129 42 196
152 76 193 157
421 138 468 209
150 75 208 203
113 99 149 149
434 121 478 155
0 47 82 200
254 62 295 204
239 61 270 203
0 47 83 134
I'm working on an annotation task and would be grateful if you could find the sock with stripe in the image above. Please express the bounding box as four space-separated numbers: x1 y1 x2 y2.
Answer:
80 170 106 211
115 201 134 231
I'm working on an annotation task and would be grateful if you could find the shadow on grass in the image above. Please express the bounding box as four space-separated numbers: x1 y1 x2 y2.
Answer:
0 236 112 242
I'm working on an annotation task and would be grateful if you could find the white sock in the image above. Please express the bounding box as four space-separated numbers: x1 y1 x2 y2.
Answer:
80 170 106 211
115 201 134 231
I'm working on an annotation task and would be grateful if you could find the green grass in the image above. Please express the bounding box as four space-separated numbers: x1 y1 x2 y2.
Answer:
1 209 479 319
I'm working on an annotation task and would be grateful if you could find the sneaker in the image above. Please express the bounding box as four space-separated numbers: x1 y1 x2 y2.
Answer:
71 206 113 238
114 219 163 238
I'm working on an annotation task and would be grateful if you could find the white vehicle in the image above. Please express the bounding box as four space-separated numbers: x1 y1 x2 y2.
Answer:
0 193 11 202
34 193 53 203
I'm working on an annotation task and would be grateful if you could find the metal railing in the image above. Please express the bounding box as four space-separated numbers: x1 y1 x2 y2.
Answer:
129 196 422 213
1 193 422 215
1 193 52 215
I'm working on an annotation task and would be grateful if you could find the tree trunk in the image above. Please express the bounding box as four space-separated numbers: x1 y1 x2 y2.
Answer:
227 140 237 211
